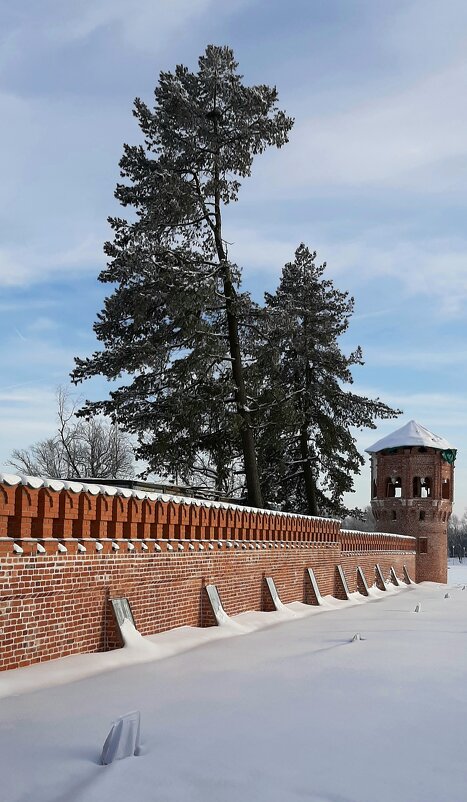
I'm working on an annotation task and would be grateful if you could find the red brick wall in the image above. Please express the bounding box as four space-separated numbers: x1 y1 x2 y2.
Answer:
0 478 416 671
0 540 416 671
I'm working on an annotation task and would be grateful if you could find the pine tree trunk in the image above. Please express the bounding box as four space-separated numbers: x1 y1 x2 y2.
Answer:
213 235 263 507
300 424 318 516
209 94 263 509
300 317 317 515
221 268 263 507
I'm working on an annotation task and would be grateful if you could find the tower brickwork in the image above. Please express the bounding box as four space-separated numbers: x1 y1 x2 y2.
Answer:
367 421 455 584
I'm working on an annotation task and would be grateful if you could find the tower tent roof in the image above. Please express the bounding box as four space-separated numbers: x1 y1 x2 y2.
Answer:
365 420 454 454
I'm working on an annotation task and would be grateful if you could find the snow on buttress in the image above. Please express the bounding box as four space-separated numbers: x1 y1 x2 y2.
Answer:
1 563 467 802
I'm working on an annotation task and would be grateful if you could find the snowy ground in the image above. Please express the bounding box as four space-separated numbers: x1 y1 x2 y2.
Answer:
1 562 467 802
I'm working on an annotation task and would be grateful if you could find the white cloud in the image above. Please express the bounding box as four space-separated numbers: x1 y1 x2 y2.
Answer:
0 333 77 378
387 0 467 69
326 237 467 318
3 0 250 57
363 348 467 369
0 299 58 313
46 0 216 47
366 397 467 432
229 222 467 317
351 308 397 323
0 236 102 286
0 386 58 471
227 225 297 281
0 390 49 404
0 88 117 286
27 317 60 334
254 58 467 195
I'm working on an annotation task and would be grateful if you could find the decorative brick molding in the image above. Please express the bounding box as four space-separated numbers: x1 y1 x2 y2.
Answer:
0 473 341 545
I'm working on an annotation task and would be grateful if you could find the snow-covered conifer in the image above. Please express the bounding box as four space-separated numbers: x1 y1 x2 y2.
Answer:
251 244 400 516
72 46 293 505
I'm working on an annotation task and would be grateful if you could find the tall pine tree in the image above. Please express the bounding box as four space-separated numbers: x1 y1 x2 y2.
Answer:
72 46 293 506
252 244 401 516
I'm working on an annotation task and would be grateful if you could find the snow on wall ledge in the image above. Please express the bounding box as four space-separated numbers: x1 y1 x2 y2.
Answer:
0 475 416 671
0 470 335 521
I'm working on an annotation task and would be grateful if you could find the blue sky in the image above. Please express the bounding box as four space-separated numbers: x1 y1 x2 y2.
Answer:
1 0 466 513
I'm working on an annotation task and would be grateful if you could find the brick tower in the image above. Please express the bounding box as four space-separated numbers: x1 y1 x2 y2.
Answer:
366 420 455 583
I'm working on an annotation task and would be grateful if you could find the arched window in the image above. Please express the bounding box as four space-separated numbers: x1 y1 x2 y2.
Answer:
419 510 425 521
413 476 432 498
386 476 402 498
392 510 397 521
442 479 450 500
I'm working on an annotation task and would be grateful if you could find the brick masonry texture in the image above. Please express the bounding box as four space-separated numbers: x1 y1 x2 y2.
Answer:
0 479 418 671
370 446 453 584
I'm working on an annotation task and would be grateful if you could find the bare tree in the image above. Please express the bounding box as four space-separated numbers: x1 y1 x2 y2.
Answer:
448 512 467 561
9 387 134 479
342 505 377 532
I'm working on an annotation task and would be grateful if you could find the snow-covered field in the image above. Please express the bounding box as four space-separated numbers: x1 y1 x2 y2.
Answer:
1 562 467 802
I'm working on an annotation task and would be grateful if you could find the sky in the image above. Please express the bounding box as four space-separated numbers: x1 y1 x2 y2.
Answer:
0 0 466 513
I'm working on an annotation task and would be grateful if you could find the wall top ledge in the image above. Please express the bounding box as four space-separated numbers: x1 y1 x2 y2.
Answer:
340 528 416 541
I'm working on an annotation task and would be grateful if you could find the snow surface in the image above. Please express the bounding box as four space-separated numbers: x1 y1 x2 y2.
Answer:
366 418 454 452
1 564 467 801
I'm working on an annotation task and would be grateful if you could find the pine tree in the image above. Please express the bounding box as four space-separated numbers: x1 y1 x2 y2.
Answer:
252 244 401 516
72 46 293 506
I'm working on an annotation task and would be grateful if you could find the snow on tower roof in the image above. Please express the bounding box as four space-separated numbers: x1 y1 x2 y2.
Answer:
365 419 454 454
